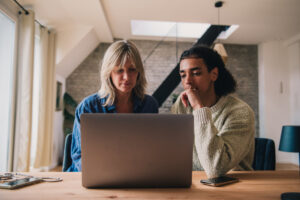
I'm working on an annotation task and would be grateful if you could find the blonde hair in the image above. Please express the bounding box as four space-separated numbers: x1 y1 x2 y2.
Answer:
98 40 146 106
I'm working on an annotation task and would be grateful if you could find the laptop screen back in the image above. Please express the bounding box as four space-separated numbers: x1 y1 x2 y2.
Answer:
81 113 194 188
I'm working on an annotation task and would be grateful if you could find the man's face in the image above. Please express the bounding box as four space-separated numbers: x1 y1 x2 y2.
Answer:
179 58 218 97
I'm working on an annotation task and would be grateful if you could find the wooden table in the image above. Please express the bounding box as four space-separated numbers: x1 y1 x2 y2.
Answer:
1 171 299 200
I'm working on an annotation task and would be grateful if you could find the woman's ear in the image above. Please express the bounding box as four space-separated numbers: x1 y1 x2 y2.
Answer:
210 67 219 82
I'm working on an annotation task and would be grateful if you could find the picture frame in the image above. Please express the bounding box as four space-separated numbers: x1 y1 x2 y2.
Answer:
56 81 62 111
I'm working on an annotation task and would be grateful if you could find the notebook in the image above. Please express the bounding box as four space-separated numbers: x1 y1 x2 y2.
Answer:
81 113 194 188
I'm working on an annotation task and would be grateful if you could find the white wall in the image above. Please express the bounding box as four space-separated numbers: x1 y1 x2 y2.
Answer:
259 34 300 165
50 24 101 169
285 37 300 165
286 40 300 125
55 26 100 78
51 74 66 169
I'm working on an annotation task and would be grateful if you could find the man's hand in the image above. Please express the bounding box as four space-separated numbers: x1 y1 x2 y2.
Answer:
180 87 203 110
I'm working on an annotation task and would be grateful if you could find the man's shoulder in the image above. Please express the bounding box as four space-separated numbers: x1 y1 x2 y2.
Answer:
226 95 253 109
171 95 193 114
223 95 254 117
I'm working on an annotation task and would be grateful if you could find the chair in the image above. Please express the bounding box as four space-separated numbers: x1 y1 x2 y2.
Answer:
62 133 72 172
252 137 276 170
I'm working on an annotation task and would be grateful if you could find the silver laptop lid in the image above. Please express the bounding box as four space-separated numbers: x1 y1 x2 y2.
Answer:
81 113 194 188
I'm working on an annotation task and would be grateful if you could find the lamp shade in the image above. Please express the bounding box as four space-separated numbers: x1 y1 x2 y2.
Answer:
279 126 300 152
213 43 228 64
279 126 300 200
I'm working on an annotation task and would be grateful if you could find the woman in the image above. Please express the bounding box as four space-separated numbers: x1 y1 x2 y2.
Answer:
172 45 255 178
67 40 159 172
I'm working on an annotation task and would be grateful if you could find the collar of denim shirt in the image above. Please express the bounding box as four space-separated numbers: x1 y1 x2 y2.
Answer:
98 92 142 113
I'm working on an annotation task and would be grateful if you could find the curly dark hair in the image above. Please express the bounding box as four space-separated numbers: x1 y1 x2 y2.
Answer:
179 45 236 97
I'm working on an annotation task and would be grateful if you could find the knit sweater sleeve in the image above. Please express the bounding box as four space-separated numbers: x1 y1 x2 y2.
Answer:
193 102 255 178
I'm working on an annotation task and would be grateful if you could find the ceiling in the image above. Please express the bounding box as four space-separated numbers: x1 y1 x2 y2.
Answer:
16 0 300 78
19 0 300 44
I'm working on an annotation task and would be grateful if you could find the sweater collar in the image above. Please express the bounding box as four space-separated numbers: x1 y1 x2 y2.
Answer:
210 95 227 113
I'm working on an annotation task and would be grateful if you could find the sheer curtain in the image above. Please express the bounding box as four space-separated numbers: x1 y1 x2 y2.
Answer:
32 26 56 169
13 10 35 172
13 9 57 171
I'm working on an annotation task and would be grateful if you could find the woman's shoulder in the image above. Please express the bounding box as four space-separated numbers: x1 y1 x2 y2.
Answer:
79 93 100 106
76 93 102 114
139 94 159 113
143 94 157 103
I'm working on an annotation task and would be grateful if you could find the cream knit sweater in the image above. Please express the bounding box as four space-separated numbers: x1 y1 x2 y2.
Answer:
171 95 255 178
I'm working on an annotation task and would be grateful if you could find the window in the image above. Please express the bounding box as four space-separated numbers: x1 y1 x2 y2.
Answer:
0 9 17 171
131 19 239 40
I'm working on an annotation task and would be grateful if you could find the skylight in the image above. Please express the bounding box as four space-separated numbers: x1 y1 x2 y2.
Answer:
217 25 239 40
131 20 239 40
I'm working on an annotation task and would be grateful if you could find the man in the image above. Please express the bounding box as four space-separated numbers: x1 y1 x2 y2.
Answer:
172 46 255 178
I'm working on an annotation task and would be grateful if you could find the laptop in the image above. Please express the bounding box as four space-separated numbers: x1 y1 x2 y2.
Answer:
81 113 194 188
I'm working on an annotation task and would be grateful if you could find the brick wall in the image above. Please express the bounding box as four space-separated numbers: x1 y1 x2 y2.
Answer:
66 40 258 135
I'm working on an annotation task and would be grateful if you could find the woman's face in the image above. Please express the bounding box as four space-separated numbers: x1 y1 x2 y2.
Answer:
110 59 139 95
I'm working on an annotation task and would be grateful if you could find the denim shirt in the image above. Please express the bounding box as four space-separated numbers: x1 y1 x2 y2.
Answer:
67 93 159 172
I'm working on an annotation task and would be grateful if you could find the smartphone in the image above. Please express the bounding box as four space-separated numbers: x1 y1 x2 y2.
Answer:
0 177 42 189
200 176 238 187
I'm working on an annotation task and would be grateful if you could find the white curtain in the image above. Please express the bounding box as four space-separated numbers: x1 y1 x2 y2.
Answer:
33 27 56 169
13 10 35 172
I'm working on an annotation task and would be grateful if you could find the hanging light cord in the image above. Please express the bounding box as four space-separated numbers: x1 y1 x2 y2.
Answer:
218 4 220 25
215 1 224 25
215 1 223 43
